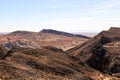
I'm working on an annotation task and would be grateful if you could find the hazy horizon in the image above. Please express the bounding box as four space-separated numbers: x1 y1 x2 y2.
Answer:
0 0 120 32
0 29 98 37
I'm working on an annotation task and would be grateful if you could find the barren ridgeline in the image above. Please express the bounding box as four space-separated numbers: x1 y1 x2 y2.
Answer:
67 27 120 79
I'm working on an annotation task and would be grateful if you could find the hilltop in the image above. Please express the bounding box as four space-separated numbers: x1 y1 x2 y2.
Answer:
5 29 89 50
40 29 90 39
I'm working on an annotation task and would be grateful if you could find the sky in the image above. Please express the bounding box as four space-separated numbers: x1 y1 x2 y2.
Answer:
0 0 120 33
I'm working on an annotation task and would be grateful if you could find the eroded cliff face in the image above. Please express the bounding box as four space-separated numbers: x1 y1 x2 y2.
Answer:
67 27 120 79
87 41 120 78
86 36 112 73
103 41 120 77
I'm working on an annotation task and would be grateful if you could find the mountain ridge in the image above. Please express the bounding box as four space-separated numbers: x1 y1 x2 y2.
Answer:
67 27 120 78
6 29 89 50
40 29 90 39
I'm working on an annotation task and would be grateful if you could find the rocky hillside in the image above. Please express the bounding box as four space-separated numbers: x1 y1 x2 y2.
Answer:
6 29 89 50
67 27 120 79
0 45 115 80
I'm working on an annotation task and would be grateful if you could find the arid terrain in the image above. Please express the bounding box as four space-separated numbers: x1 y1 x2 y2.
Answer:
67 27 120 79
0 29 89 51
0 27 120 80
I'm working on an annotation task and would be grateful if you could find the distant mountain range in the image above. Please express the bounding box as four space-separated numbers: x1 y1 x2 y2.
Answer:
40 29 90 39
0 29 90 51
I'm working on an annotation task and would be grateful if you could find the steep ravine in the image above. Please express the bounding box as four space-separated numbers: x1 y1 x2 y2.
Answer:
67 27 120 79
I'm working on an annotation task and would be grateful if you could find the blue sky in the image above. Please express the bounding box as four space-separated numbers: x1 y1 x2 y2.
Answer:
0 0 120 32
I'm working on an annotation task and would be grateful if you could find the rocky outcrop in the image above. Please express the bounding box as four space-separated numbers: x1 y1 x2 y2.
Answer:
0 45 7 59
67 27 120 78
3 40 41 49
